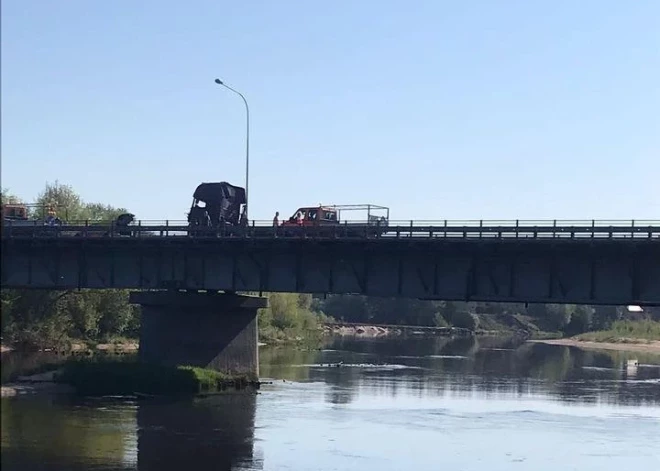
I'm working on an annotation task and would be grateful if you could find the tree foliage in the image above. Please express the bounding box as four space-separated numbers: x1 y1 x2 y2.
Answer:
1 183 138 349
315 295 652 335
34 181 127 221
258 293 328 342
1 188 23 205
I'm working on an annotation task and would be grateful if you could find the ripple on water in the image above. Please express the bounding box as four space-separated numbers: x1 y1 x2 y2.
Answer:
427 355 469 359
291 363 425 370
582 366 614 372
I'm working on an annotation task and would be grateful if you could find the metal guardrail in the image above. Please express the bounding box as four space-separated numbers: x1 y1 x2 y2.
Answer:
2 219 659 240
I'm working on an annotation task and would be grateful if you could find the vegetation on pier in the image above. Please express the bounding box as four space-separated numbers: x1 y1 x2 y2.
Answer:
55 357 258 396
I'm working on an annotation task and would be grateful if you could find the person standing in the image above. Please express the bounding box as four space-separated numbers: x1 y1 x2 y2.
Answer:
272 211 280 237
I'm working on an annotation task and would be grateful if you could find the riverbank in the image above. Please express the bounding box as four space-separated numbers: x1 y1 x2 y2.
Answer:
532 320 660 353
530 338 660 354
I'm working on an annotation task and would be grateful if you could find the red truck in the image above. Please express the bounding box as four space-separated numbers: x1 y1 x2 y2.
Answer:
280 204 389 236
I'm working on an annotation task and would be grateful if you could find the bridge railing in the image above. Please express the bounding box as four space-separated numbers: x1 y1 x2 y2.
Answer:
2 219 659 240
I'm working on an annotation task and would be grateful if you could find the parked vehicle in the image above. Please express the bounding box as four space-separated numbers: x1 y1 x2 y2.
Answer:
187 182 247 231
280 204 389 236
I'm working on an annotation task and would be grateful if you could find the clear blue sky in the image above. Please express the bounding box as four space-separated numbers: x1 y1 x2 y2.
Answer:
2 0 658 222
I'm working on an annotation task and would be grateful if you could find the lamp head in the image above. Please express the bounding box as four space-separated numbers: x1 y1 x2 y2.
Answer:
214 78 224 85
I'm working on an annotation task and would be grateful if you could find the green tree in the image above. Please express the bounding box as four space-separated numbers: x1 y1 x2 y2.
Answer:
1 183 138 348
591 305 629 330
34 181 127 222
35 180 84 220
1 188 23 205
563 305 595 335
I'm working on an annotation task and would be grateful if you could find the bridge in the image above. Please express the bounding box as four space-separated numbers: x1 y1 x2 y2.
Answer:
2 219 659 305
3 218 659 376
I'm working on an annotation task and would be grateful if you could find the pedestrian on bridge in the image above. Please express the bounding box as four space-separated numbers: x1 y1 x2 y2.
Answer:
273 212 280 237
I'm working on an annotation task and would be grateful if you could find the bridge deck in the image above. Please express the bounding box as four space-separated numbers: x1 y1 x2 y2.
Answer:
2 219 659 240
3 222 660 305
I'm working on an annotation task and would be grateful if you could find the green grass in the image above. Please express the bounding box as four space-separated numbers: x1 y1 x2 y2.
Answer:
55 358 258 396
576 320 660 343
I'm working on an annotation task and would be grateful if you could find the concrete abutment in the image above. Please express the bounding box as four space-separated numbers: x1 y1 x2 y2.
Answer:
130 291 268 377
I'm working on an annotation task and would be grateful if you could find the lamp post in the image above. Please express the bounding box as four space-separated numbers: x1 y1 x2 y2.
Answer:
214 78 250 219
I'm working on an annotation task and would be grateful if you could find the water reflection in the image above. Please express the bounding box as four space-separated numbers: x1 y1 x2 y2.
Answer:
137 395 259 470
259 336 660 407
1 396 136 471
2 336 660 470
1 394 260 471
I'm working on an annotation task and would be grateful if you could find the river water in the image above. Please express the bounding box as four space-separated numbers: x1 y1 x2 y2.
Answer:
2 336 660 470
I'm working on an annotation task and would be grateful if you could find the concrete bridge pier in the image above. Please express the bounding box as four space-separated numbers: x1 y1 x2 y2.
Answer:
129 291 268 377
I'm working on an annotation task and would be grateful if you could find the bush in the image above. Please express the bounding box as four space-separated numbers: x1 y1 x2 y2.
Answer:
577 320 660 342
257 293 326 343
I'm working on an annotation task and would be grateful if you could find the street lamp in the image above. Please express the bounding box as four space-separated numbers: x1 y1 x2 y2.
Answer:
214 78 250 219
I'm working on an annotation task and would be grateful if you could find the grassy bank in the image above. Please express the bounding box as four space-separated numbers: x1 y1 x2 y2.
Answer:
576 320 660 343
54 359 258 396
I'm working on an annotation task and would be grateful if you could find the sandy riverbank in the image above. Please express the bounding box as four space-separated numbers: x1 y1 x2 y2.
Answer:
530 338 660 354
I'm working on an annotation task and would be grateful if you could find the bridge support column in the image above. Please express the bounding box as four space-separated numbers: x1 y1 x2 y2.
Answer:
129 291 268 377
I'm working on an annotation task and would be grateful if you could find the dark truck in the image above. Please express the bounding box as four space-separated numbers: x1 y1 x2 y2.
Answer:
187 182 247 232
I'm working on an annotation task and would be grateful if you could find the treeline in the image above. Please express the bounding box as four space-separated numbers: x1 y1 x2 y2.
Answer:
314 295 660 336
1 181 127 221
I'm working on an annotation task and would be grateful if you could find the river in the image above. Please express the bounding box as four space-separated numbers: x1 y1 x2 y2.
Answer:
2 335 660 470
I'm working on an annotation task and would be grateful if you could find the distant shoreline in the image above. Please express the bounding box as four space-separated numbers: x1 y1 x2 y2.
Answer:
529 338 660 354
